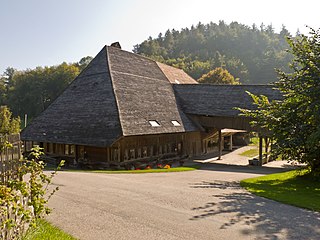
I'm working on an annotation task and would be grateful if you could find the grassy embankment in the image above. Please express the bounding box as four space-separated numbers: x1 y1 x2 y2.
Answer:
241 169 320 212
23 219 76 240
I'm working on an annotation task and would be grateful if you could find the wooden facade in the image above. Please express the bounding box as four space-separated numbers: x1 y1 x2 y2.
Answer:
31 131 203 166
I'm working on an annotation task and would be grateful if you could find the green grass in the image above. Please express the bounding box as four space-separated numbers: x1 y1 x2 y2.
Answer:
239 148 259 157
249 137 266 147
91 166 199 174
241 169 320 212
249 137 260 146
47 165 199 174
23 219 76 240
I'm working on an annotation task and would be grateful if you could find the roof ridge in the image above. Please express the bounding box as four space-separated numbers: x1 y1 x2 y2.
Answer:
107 45 160 63
105 45 125 137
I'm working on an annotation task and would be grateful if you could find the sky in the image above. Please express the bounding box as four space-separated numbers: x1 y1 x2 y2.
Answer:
1 0 319 74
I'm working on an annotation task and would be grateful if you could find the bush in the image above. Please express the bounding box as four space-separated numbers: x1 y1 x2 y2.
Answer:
0 146 63 240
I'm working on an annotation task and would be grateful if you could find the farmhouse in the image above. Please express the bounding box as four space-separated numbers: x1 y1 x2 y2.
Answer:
21 44 280 167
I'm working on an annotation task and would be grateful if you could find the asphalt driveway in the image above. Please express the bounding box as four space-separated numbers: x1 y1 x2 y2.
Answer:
47 164 320 240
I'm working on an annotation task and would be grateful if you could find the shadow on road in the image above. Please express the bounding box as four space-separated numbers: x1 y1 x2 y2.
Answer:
189 180 320 239
196 163 290 175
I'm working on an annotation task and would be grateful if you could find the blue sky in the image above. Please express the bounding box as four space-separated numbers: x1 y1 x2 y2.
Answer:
1 0 319 73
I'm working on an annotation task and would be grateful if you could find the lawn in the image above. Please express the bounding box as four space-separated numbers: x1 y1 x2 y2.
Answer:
241 169 320 212
23 219 76 240
249 137 260 146
240 136 267 157
90 166 199 174
239 148 259 157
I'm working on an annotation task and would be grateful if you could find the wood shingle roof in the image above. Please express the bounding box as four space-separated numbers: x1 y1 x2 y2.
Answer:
107 46 198 136
21 46 199 147
156 62 198 84
21 47 122 147
173 84 282 117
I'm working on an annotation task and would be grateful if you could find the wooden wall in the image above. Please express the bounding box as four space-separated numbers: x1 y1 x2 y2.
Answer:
26 131 203 164
111 131 202 163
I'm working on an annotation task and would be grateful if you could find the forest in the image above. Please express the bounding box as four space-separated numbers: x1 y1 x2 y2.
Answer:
134 21 294 83
0 57 92 124
0 21 295 122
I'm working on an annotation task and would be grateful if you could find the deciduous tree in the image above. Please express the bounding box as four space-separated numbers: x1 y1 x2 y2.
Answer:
0 106 20 135
198 67 239 84
240 28 320 173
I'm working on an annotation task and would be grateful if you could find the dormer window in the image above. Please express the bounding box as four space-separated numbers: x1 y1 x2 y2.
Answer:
171 120 181 126
149 120 160 127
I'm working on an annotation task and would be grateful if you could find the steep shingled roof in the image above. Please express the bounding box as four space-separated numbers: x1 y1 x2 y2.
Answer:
21 46 198 147
173 84 282 117
107 46 198 136
156 62 198 84
21 47 123 147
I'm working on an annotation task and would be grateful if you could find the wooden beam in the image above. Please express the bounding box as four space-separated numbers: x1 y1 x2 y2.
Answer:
75 145 78 163
218 129 222 160
259 136 263 166
118 142 121 162
229 135 233 151
264 137 268 163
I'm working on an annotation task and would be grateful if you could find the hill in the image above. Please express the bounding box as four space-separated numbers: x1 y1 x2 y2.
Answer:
133 21 293 84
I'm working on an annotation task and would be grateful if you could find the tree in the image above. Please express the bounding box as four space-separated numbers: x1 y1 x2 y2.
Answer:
134 21 292 84
0 106 20 135
198 67 240 84
7 63 79 120
3 67 16 89
241 28 320 173
76 56 93 71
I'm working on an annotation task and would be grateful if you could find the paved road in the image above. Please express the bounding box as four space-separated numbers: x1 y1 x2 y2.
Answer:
47 164 320 240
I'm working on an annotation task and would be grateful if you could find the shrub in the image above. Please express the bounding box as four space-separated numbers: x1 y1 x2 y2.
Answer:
0 146 63 240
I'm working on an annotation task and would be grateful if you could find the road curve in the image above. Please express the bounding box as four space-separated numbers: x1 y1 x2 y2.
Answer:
47 165 320 240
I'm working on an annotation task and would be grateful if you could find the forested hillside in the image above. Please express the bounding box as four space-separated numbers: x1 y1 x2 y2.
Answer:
134 21 294 83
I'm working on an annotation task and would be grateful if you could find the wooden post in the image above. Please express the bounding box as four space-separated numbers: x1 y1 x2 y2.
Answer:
264 137 268 163
75 145 78 163
229 135 233 151
218 129 222 160
106 147 110 162
259 136 263 166
118 143 121 162
24 114 28 128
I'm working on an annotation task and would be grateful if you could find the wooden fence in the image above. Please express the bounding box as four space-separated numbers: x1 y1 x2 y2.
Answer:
0 134 22 185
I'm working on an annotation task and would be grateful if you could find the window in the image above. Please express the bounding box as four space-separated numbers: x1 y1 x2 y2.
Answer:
175 79 180 84
129 149 135 159
113 148 119 161
163 145 167 154
149 120 160 127
171 120 181 126
142 147 148 157
158 145 162 155
65 145 69 155
70 145 75 155
149 146 154 156
46 143 50 153
124 149 129 160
